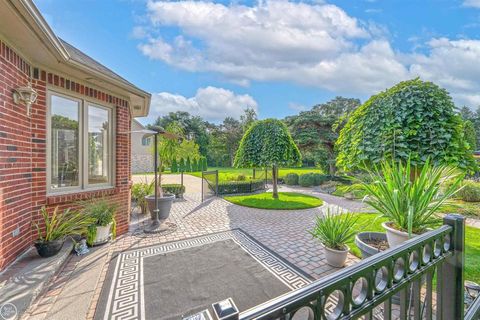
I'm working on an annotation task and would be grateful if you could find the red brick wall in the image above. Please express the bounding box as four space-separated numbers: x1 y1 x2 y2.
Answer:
0 39 132 270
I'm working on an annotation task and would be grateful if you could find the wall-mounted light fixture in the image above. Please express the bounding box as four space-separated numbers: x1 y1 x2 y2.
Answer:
12 82 38 116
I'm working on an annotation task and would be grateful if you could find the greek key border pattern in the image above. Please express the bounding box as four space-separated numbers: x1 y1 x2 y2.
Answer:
102 230 311 320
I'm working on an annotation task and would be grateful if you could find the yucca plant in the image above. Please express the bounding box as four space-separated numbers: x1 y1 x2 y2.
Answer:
309 209 359 250
358 158 464 236
132 179 153 214
34 206 95 243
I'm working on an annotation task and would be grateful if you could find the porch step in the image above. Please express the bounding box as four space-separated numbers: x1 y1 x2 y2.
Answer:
0 240 74 319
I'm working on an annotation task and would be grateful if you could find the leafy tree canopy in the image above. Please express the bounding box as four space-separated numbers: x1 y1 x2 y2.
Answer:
285 97 360 174
336 78 477 172
234 118 301 168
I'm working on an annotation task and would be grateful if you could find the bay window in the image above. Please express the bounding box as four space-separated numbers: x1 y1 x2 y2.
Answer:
48 91 114 193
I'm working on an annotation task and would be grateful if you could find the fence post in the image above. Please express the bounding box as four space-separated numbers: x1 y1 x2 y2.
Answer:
215 170 219 195
181 172 184 187
201 171 204 202
440 214 465 320
253 168 256 180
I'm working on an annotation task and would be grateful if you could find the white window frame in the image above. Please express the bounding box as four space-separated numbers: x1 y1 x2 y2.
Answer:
47 90 115 195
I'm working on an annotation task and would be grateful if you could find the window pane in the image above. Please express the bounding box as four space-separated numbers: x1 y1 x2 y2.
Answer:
50 95 80 189
88 105 110 184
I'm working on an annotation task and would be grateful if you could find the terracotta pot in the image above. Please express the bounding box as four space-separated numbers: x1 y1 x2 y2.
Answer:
324 245 349 268
382 222 417 247
34 239 65 258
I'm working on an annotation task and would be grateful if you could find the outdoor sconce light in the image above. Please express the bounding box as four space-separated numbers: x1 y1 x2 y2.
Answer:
12 82 38 116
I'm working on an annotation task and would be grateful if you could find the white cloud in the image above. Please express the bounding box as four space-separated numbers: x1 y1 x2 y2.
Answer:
147 86 258 123
463 0 480 8
137 0 480 108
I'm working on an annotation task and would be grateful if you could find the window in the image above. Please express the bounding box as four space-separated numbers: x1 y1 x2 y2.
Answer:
48 92 113 193
141 137 150 146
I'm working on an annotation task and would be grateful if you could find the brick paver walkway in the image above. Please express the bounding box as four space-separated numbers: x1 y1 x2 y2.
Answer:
23 175 359 320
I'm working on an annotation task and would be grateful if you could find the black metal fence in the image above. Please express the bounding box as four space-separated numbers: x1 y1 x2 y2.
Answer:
239 214 476 320
201 170 218 202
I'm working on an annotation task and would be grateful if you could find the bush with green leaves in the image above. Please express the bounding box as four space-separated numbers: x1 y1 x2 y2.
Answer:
131 181 153 214
309 209 358 250
178 158 185 172
299 173 315 187
236 174 246 181
161 184 186 198
312 173 327 186
336 78 477 172
457 180 480 202
80 199 117 246
357 158 463 235
185 157 192 172
34 206 95 243
285 173 299 185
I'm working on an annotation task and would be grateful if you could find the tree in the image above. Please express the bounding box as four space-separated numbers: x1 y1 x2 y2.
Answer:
336 78 477 172
201 156 208 171
171 158 178 173
153 111 209 155
285 97 360 174
178 158 185 172
192 158 199 172
464 120 477 152
459 106 480 151
185 157 192 172
240 107 258 131
234 119 301 198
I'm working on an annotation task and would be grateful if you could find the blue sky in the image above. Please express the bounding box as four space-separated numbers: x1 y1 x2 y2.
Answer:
36 0 480 124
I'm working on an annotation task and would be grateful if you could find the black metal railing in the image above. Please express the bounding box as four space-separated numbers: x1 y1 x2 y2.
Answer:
201 170 218 202
240 214 471 320
466 295 480 320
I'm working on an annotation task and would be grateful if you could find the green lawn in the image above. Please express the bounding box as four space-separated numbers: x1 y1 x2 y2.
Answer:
347 213 480 283
224 192 323 210
437 199 480 219
189 167 324 182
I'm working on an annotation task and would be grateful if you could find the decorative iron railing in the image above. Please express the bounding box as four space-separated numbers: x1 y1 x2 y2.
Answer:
239 214 473 320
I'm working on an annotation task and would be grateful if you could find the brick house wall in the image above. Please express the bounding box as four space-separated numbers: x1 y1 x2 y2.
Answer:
0 40 132 270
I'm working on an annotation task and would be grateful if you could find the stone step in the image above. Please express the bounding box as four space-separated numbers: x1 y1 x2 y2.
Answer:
0 240 74 320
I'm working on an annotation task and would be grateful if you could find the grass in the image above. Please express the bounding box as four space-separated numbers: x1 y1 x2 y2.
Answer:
224 192 323 210
346 213 480 283
189 167 324 182
437 199 480 218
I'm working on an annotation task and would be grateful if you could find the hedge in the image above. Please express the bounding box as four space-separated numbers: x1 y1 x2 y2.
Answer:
284 173 299 185
214 180 265 195
162 184 186 198
299 173 315 187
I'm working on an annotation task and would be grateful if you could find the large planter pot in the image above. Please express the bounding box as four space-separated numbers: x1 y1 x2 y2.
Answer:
93 222 113 246
34 239 65 258
355 232 388 259
146 194 175 220
324 245 349 268
382 222 417 248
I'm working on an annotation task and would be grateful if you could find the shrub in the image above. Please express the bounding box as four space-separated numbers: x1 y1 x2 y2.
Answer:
357 158 463 235
216 180 265 195
332 183 367 199
178 158 185 172
131 182 153 214
237 174 246 181
185 157 192 172
299 173 315 187
312 173 327 186
162 184 186 198
79 199 117 246
309 208 358 250
457 181 480 202
285 173 299 185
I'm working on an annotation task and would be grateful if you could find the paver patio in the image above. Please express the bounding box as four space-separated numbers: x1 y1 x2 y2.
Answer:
23 175 359 320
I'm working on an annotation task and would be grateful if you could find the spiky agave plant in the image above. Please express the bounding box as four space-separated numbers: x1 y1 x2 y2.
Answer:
309 208 359 250
358 158 464 236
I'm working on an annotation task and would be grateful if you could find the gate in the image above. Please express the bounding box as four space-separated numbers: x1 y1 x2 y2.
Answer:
201 170 218 202
253 168 270 187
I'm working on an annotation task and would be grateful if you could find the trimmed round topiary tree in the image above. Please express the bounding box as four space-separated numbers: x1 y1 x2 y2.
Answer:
299 173 315 187
336 78 476 172
234 119 301 198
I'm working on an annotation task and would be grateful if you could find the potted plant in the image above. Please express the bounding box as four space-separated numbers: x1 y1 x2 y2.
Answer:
309 209 358 267
132 180 153 214
34 206 94 258
81 199 117 246
358 158 463 247
354 232 388 259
